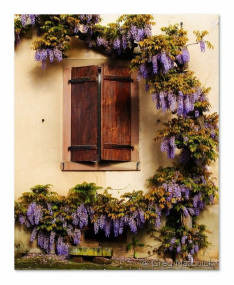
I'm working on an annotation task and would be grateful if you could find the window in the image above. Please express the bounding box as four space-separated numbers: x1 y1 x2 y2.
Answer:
61 61 139 171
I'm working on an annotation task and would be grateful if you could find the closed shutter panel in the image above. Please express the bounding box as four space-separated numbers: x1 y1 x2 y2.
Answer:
70 66 98 162
101 64 132 161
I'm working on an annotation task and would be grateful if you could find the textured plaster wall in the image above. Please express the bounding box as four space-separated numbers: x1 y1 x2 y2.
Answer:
14 14 219 259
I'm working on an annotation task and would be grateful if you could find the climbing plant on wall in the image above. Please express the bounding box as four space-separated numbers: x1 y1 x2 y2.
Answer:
14 14 218 263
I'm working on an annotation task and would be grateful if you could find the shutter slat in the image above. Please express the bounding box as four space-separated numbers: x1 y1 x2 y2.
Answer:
70 66 98 162
101 64 131 161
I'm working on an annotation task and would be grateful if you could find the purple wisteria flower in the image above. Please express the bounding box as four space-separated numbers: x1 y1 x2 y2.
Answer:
211 130 216 139
27 202 36 224
21 14 27 27
152 55 158 74
113 219 120 237
154 205 162 228
94 220 99 234
177 91 184 116
161 138 169 153
37 231 45 249
130 25 138 39
184 95 192 115
177 245 181 253
139 63 148 79
194 244 199 253
53 48 63 62
104 219 112 237
168 136 176 159
113 38 121 55
152 92 160 109
188 208 195 216
56 236 69 255
128 217 137 234
29 14 37 25
188 253 194 264
209 194 214 204
74 23 80 34
181 235 187 245
34 48 63 69
195 110 200 118
96 37 108 48
119 217 125 235
159 91 167 112
27 202 42 225
48 49 54 63
161 136 176 159
86 14 92 23
34 205 42 225
66 224 73 237
72 212 79 226
15 32 21 45
170 237 176 244
200 39 205 52
136 28 145 41
168 91 176 112
144 24 152 37
159 52 174 73
183 207 189 217
19 214 26 225
98 214 106 230
73 229 81 245
122 34 127 50
138 209 145 224
30 227 37 242
176 48 190 64
76 203 89 228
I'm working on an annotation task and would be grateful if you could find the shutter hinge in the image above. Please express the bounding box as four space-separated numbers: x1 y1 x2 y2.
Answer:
68 145 98 151
68 77 97 84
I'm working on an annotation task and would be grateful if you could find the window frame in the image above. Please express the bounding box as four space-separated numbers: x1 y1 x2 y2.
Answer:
61 59 140 171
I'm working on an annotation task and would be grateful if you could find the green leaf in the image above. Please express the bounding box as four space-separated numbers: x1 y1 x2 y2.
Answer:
126 244 132 251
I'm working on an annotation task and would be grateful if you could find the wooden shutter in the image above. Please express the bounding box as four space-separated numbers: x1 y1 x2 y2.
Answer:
70 66 98 162
101 64 132 161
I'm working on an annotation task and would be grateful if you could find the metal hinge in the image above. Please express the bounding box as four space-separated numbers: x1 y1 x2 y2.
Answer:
68 145 98 151
68 77 97 84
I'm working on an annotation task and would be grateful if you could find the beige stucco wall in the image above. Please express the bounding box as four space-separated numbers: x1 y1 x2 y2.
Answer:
14 14 219 260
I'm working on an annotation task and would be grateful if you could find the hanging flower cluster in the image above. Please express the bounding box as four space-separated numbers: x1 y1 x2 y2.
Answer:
84 14 154 56
14 184 86 255
14 14 39 45
93 208 147 237
153 224 211 263
34 48 63 69
156 112 219 164
146 166 218 235
21 14 38 27
193 30 214 53
14 14 154 68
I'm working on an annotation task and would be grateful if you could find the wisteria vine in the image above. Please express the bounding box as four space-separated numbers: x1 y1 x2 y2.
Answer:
14 14 218 262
